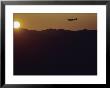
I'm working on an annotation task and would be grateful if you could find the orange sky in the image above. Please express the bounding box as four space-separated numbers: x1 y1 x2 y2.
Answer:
13 13 97 31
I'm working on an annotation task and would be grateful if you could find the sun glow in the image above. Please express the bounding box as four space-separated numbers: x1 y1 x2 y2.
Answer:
14 21 20 29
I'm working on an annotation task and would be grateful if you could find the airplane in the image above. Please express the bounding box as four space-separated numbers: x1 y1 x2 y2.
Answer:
67 18 77 21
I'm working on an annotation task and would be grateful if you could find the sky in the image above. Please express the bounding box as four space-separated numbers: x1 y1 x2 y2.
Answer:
13 13 97 31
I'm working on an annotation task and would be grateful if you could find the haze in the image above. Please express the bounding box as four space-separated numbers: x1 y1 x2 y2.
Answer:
13 13 97 31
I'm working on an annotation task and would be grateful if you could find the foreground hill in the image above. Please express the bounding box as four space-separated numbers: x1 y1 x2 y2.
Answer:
14 29 97 75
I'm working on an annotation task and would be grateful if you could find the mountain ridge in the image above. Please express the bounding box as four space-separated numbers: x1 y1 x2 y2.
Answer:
14 28 97 75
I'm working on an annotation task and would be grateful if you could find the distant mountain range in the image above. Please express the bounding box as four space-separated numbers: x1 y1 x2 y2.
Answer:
14 28 95 32
14 29 97 75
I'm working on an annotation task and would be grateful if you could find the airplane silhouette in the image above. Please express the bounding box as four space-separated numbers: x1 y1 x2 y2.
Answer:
67 18 77 21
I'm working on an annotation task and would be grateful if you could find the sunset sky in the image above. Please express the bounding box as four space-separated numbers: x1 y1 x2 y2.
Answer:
13 13 97 31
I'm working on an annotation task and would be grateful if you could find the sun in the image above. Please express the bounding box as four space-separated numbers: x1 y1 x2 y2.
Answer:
14 21 20 29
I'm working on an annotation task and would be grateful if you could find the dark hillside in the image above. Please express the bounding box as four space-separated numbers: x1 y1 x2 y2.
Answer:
14 29 97 75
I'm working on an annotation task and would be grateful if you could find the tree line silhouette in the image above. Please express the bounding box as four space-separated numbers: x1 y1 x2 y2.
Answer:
14 29 97 75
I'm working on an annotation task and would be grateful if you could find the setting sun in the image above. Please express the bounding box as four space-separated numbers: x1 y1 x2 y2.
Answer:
14 21 20 29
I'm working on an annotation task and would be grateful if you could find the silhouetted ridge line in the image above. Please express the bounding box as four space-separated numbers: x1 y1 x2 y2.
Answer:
16 28 96 32
14 28 97 75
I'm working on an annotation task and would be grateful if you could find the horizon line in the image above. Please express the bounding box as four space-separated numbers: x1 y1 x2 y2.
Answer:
14 28 97 32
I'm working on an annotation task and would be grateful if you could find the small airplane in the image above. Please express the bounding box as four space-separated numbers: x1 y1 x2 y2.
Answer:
67 18 77 21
